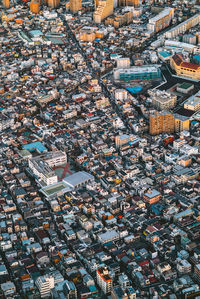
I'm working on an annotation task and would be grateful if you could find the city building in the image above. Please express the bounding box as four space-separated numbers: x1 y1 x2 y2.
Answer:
35 276 54 298
116 58 131 69
147 7 174 33
174 115 190 132
30 0 40 13
143 189 161 204
170 54 200 81
184 90 200 111
97 267 113 294
118 0 139 7
3 0 10 9
63 281 77 299
194 264 200 281
148 89 176 110
149 112 174 135
114 66 161 81
105 10 133 28
70 0 82 13
47 0 60 8
93 0 113 23
165 14 200 39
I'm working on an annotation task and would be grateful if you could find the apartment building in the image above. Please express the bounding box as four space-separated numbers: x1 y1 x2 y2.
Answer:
70 0 82 13
97 267 113 294
147 7 174 33
149 112 174 135
93 0 113 23
35 276 54 298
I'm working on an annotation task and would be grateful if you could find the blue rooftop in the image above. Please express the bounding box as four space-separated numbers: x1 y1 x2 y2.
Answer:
23 142 47 153
126 86 143 93
158 51 171 58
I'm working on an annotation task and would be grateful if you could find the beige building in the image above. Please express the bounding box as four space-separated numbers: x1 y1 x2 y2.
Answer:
170 54 200 81
105 10 133 28
149 89 176 111
70 0 82 13
118 0 139 6
184 91 200 111
149 112 174 135
174 115 190 132
93 0 113 23
48 0 60 7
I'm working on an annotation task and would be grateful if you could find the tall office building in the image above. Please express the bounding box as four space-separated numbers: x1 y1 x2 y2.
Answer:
149 112 174 135
48 0 60 8
3 0 10 9
93 0 113 23
69 0 82 13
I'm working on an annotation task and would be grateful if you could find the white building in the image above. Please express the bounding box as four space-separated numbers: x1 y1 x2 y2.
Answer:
97 267 113 295
116 57 130 69
35 276 54 298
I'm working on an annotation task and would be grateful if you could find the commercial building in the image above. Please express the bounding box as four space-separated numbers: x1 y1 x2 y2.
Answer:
165 14 200 39
63 171 94 189
149 112 174 135
148 89 176 110
170 54 200 80
147 7 174 33
97 267 113 294
143 189 161 204
184 91 200 111
35 276 54 298
93 0 113 23
114 66 161 81
70 0 82 13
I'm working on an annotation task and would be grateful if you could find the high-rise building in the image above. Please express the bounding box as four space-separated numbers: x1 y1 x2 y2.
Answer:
30 0 40 14
69 0 82 13
48 0 60 8
174 115 190 132
149 112 174 135
97 267 113 295
147 7 174 33
93 0 113 23
3 0 10 9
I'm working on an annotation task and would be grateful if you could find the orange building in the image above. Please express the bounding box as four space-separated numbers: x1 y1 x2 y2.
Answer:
3 0 10 8
93 0 113 23
48 0 60 8
30 0 40 13
149 112 174 135
119 0 139 7
143 189 161 205
70 0 82 13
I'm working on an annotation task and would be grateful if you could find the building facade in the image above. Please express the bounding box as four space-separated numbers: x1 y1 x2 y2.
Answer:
114 66 161 81
97 267 113 294
149 112 174 135
170 54 200 81
147 7 174 33
93 0 113 23
70 0 82 13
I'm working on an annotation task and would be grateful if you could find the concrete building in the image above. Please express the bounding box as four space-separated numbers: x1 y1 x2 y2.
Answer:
174 115 190 132
116 58 130 69
35 276 54 298
30 0 40 13
147 7 174 33
105 10 133 28
194 264 200 282
48 0 60 8
97 267 113 294
3 0 10 8
119 0 139 6
70 0 82 13
114 66 161 81
148 89 176 110
165 14 200 39
93 0 113 23
170 54 200 81
184 91 200 111
143 189 161 204
149 112 174 135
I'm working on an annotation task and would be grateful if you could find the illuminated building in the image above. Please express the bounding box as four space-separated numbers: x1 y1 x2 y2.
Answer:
170 54 200 81
174 115 190 132
149 112 174 135
147 7 174 33
70 0 82 13
93 0 113 23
